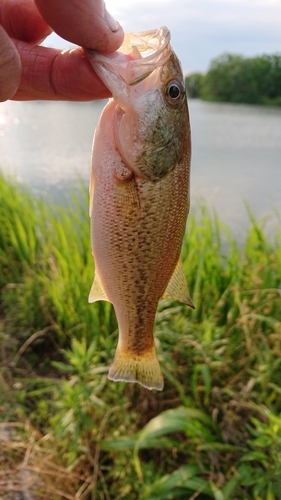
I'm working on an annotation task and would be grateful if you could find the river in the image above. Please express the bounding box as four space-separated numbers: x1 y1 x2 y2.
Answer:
0 98 280 237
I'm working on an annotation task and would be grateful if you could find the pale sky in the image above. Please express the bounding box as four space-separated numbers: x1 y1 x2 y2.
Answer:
44 0 281 73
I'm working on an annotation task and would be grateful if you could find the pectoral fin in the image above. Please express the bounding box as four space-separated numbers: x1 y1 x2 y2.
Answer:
88 271 111 303
162 258 195 309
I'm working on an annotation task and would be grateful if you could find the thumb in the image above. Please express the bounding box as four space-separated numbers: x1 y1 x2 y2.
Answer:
34 0 124 54
0 26 21 101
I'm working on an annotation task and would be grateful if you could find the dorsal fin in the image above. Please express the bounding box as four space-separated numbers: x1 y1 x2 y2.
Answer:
162 258 195 309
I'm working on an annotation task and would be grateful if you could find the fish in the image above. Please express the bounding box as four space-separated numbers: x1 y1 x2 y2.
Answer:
86 26 193 391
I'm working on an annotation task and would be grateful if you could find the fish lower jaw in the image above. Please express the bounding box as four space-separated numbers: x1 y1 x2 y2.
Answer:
108 345 164 391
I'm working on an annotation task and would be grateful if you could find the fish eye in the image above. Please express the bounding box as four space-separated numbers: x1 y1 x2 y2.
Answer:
165 80 184 105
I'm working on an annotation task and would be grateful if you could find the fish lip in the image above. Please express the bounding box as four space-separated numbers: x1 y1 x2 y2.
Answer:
85 26 171 92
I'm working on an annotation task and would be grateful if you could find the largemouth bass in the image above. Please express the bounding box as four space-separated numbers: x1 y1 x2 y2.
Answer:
87 27 193 391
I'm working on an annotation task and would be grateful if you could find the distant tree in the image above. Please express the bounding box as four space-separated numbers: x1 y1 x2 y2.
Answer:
185 72 204 98
250 54 281 104
201 53 260 104
198 52 281 105
184 53 281 105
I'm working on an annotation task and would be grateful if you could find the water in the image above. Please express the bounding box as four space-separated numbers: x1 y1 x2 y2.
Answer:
0 98 280 236
0 99 105 193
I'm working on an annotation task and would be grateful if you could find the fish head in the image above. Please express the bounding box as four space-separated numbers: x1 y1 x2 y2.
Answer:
86 27 190 181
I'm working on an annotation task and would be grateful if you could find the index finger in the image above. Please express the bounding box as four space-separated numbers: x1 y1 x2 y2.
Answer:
0 25 21 101
12 41 111 101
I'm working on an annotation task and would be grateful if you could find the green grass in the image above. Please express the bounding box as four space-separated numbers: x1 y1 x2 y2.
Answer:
0 171 281 499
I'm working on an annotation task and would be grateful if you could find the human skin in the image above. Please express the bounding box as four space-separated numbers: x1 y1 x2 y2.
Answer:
0 0 124 102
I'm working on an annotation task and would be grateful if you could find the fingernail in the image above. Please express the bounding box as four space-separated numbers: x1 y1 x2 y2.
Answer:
105 9 119 32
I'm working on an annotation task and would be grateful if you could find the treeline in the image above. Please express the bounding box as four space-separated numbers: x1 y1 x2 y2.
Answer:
186 53 281 105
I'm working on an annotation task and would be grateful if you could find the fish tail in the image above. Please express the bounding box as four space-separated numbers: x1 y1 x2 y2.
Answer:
108 344 164 391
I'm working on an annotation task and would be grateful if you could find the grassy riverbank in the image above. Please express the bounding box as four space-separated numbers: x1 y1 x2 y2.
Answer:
1 171 281 499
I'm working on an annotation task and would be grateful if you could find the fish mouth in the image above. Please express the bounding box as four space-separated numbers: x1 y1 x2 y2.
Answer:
86 27 171 98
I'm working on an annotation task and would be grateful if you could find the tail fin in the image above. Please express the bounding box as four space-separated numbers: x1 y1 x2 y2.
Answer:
108 344 164 391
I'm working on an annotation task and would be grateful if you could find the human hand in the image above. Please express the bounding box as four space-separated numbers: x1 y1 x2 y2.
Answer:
0 0 124 102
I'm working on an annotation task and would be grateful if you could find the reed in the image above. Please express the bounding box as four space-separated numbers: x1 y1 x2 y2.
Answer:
1 171 281 499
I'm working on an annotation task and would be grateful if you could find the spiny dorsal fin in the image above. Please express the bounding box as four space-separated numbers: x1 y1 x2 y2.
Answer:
88 271 111 303
162 258 195 309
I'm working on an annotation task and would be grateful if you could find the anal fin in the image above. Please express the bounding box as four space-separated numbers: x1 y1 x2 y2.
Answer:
88 271 111 303
162 258 195 309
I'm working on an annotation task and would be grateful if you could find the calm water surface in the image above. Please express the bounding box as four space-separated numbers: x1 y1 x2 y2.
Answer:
0 99 280 236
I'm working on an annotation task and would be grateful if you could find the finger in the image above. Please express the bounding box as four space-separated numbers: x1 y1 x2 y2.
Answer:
0 26 21 101
1 0 52 44
34 0 124 53
12 41 111 101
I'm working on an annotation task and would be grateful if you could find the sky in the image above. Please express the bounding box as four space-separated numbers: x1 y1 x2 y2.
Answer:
44 0 281 74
